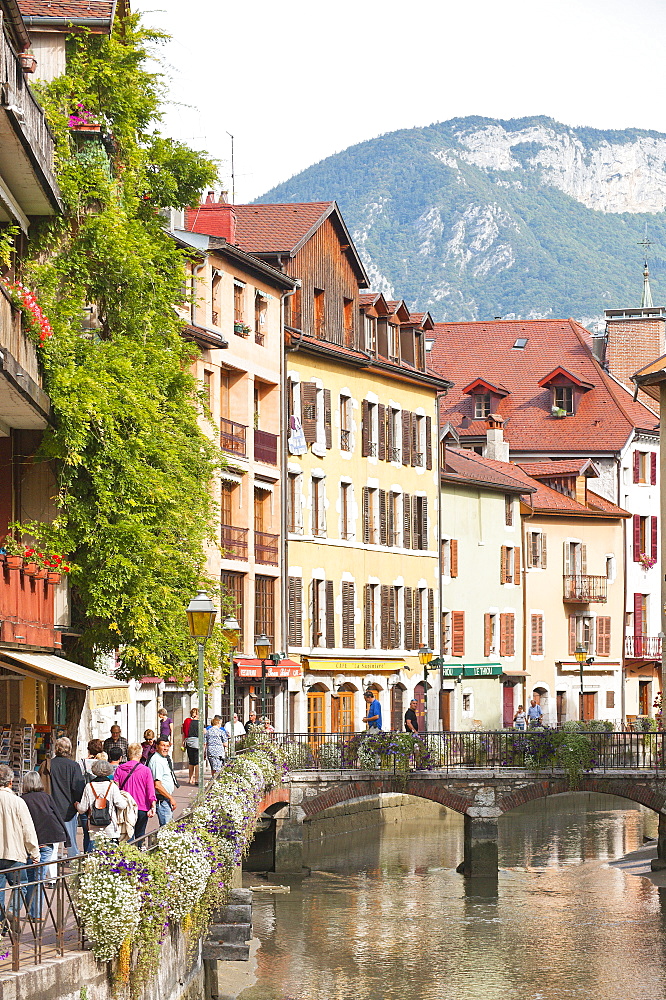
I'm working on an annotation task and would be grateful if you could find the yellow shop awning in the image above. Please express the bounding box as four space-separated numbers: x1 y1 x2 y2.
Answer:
0 650 130 705
305 658 407 673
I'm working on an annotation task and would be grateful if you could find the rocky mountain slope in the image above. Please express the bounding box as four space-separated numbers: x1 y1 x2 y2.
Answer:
256 116 666 326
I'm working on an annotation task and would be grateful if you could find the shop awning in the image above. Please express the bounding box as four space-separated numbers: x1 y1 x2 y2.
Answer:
305 658 407 673
502 669 529 677
234 658 301 679
0 650 130 705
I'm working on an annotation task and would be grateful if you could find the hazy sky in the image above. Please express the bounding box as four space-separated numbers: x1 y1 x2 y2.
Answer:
135 0 666 204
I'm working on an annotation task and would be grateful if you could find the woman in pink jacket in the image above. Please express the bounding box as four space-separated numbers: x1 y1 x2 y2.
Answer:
113 743 156 842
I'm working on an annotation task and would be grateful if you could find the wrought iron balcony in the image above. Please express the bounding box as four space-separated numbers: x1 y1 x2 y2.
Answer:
254 428 278 465
220 524 248 560
255 530 279 565
340 429 351 451
625 635 662 659
220 417 247 457
562 575 607 603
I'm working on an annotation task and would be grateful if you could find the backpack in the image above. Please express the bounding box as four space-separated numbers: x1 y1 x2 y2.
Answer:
88 780 113 827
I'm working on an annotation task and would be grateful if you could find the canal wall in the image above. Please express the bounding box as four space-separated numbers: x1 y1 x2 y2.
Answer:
302 792 447 849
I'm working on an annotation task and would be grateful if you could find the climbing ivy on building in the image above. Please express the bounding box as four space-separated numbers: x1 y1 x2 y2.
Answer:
17 13 222 677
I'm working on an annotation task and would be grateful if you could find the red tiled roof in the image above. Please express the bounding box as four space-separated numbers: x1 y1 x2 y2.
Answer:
18 1 113 17
444 447 534 493
187 202 334 254
430 319 658 454
516 459 598 478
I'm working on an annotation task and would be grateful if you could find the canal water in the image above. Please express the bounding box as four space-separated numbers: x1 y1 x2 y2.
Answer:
240 794 666 1000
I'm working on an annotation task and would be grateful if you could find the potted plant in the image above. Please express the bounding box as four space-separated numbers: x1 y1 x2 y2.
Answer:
1 536 25 569
233 321 245 335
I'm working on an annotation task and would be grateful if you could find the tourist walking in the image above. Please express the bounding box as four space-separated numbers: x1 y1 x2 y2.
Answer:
148 739 178 826
527 699 543 728
76 760 125 842
363 690 382 732
46 737 85 858
114 744 156 842
158 708 174 742
22 771 69 918
513 705 527 731
103 725 129 762
205 717 228 775
183 712 200 786
0 763 39 929
223 714 245 739
140 730 156 764
78 740 103 852
404 699 419 734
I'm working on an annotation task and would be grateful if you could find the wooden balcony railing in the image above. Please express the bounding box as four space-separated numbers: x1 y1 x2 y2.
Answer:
220 417 247 457
220 524 248 560
625 635 662 659
563 574 607 603
255 530 278 565
254 429 278 465
0 557 59 647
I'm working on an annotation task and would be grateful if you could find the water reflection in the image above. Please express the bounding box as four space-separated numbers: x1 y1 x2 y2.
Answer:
241 794 665 1000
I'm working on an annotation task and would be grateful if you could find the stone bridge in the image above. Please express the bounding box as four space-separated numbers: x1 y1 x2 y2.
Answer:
257 770 666 876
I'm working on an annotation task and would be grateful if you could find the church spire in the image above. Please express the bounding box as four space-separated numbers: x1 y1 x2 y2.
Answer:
638 226 654 308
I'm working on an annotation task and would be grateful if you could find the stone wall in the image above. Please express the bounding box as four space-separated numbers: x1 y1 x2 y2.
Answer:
303 792 446 849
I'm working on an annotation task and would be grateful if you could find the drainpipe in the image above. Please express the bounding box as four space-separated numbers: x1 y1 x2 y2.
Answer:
618 455 627 727
521 501 534 716
435 391 447 731
280 281 300 732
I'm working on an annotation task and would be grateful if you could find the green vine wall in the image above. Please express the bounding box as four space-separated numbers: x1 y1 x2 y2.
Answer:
12 13 223 677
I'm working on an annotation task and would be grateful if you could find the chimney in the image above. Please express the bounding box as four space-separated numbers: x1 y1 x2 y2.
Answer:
604 306 666 397
185 195 237 244
484 414 510 462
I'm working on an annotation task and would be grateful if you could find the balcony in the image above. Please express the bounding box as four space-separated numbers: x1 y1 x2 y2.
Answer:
220 524 248 561
0 26 61 217
255 530 279 565
340 429 351 452
563 575 608 603
0 557 60 647
390 447 400 462
254 428 278 465
625 635 662 659
220 417 247 457
255 330 264 346
413 452 424 467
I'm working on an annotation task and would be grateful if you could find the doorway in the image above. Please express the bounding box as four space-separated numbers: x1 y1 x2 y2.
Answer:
579 691 595 722
162 691 193 767
439 689 452 731
391 684 405 731
639 680 651 717
414 682 426 731
502 684 514 728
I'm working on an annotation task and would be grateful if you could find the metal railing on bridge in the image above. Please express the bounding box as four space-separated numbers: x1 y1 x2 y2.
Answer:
262 730 666 774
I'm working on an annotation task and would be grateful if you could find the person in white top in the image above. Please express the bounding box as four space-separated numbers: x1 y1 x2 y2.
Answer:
76 760 126 842
223 714 246 738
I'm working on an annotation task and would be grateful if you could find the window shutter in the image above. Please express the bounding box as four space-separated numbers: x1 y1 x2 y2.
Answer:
301 382 317 443
378 404 386 461
427 589 435 649
499 613 507 656
323 389 332 449
450 539 459 578
387 409 394 457
580 544 587 575
634 592 644 635
387 493 395 546
563 541 571 576
403 494 412 549
364 584 373 649
526 534 534 568
651 451 658 485
362 487 370 544
422 497 429 550
389 588 398 648
380 585 390 649
361 400 370 457
342 581 355 648
633 450 640 483
506 613 515 656
484 613 492 657
633 514 641 561
288 577 303 646
286 377 293 420
568 615 576 656
404 587 414 650
402 411 411 466
451 611 465 657
531 614 543 656
379 490 388 546
652 516 658 561
325 580 335 648
500 546 507 584
541 534 547 568
411 414 419 467
597 616 610 656
310 579 319 646
514 547 521 583
425 416 433 470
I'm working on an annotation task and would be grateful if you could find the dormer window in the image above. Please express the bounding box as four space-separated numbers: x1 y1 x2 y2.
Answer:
474 393 491 419
539 367 594 418
553 386 573 414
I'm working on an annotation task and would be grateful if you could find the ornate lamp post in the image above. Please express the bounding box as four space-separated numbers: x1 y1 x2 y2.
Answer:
575 642 587 722
418 645 433 735
254 634 271 722
186 591 217 793
221 614 240 758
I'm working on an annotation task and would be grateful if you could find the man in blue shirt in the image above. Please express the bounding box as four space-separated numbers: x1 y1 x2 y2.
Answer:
527 699 543 728
363 691 382 732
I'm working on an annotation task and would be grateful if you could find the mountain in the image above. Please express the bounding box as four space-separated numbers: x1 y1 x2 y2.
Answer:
255 116 666 327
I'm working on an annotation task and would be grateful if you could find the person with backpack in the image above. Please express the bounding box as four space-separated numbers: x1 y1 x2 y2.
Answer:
113 744 156 842
78 740 103 853
75 760 125 843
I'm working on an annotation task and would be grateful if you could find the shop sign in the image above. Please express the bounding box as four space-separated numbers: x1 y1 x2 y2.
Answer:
440 665 463 677
462 665 502 678
306 659 405 673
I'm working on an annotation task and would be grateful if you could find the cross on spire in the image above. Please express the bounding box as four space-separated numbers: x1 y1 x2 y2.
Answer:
638 225 654 308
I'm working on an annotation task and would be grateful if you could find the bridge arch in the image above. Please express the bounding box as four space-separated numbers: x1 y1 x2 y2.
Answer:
498 777 666 815
299 777 473 821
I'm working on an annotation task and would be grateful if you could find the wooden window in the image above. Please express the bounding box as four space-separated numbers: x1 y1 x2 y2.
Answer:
377 403 386 461
221 571 244 645
311 579 323 646
288 577 303 646
361 400 378 457
325 579 335 648
254 576 274 643
634 593 647 636
553 386 573 413
563 541 586 576
388 408 400 462
606 691 615 710
391 685 405 732
288 473 302 534
428 588 435 649
203 369 213 410
301 382 318 444
505 496 513 526
414 496 428 550
404 588 414 650
364 584 378 649
307 691 325 735
380 585 400 650
527 531 547 569
451 611 465 657
639 681 651 716
596 616 611 657
314 288 325 340
364 315 376 355
233 282 244 324
484 613 492 657
411 415 422 467
652 516 658 561
633 515 649 561
211 274 222 327
474 394 491 419
379 489 388 546
254 292 267 343
340 395 352 451
634 450 652 484
365 488 378 544
514 546 521 583
341 581 355 648
499 613 515 656
568 615 576 656
442 611 451 655
531 614 544 656
254 487 269 534
343 297 354 348
414 589 423 649
332 690 354 733
312 476 326 537
651 451 658 485
388 492 399 546
341 482 352 539
221 481 234 526
442 538 459 578
388 321 400 363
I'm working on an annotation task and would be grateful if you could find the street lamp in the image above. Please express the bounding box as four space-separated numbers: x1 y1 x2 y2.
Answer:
221 614 240 758
255 634 271 723
575 642 587 722
186 591 217 793
418 645 433 735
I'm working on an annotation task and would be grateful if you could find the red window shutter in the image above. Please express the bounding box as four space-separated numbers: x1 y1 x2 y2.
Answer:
499 613 507 656
426 416 433 470
451 611 465 657
568 616 576 656
514 547 521 582
633 450 640 483
506 613 515 656
484 613 492 657
378 404 386 461
323 389 332 449
651 451 658 485
531 614 543 656
450 539 459 578
361 400 370 457
633 514 642 561
634 592 644 636
652 516 658 561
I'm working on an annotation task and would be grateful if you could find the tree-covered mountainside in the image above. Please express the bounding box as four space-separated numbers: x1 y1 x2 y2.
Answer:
256 116 666 326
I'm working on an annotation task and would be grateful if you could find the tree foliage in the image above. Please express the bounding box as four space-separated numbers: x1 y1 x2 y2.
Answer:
18 13 223 677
